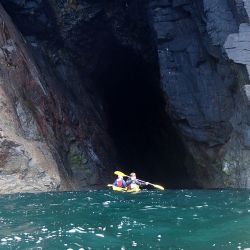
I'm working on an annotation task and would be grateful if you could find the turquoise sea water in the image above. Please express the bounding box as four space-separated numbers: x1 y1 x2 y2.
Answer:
0 189 250 250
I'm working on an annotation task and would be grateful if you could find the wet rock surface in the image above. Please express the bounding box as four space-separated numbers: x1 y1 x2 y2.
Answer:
149 0 250 187
0 76 60 193
1 0 250 192
0 1 113 193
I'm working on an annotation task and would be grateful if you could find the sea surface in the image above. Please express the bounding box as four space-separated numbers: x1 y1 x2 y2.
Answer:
0 189 250 250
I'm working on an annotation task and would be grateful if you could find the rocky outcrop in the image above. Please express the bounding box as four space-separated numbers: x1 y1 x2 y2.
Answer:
0 4 61 192
0 1 117 193
1 0 250 192
0 0 159 193
149 0 250 187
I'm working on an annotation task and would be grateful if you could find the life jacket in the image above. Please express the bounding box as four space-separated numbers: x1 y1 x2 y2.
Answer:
116 179 123 187
127 181 139 190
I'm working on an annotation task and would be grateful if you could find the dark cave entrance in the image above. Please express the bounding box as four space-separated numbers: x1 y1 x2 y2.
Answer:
94 45 195 188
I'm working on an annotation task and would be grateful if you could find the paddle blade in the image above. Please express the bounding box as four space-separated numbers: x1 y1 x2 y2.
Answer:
152 184 165 190
114 171 127 177
107 184 113 187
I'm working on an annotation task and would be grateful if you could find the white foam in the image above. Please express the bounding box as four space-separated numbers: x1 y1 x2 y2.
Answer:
96 234 104 238
102 201 111 207
68 229 76 233
196 206 203 208
132 241 137 247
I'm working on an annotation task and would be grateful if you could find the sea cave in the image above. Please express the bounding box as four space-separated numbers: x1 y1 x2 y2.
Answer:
93 45 194 188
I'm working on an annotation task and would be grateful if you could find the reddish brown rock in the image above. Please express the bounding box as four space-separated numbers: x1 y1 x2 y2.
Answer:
0 3 116 193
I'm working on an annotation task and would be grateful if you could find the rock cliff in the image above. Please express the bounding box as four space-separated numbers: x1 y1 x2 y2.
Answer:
149 0 250 187
1 0 250 193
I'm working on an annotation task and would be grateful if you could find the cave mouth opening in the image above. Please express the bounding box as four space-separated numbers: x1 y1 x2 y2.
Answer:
94 45 195 188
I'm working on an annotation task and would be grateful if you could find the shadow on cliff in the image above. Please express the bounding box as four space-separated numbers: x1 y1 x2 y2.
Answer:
93 45 196 188
1 0 199 189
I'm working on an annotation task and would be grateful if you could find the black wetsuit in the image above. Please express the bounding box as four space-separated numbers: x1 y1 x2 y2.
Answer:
126 178 145 187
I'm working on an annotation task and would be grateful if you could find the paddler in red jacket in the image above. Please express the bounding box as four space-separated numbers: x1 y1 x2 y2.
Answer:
113 175 126 188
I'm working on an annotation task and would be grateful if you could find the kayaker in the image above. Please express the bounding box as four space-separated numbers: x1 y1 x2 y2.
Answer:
126 172 148 190
113 175 126 188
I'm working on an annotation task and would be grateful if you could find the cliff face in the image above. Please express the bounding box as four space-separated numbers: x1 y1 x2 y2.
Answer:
149 0 250 187
1 0 250 193
0 3 61 192
0 1 118 193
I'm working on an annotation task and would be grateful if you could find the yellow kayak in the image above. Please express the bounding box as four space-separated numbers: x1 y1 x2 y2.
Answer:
107 184 140 193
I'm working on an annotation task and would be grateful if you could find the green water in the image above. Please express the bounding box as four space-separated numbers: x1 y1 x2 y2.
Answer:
0 190 250 250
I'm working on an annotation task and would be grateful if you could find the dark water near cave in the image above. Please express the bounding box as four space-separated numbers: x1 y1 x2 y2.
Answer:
0 190 250 250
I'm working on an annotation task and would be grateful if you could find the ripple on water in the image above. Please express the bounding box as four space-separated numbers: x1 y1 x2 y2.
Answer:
0 190 249 249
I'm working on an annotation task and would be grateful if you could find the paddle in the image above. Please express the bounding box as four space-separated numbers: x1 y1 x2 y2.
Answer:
114 171 165 190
